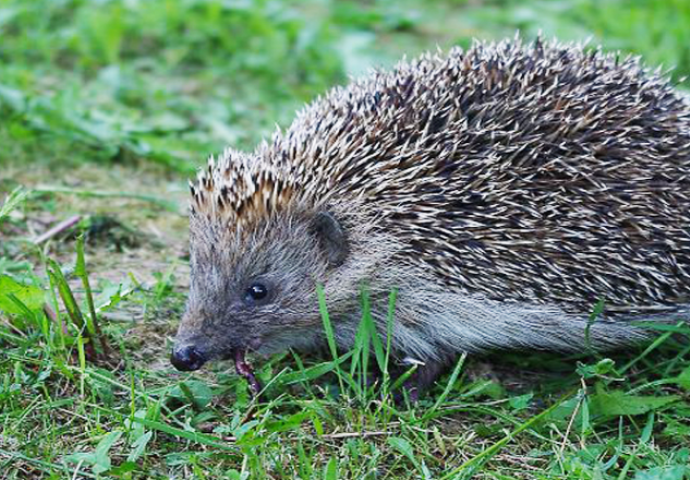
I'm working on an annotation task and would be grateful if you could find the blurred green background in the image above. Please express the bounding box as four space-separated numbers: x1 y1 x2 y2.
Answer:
1 0 688 173
2 2 690 478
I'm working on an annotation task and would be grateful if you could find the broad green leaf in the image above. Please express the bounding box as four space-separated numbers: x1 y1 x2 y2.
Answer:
509 392 534 411
577 358 617 379
108 462 138 476
64 452 97 467
634 466 686 480
127 431 152 462
65 431 122 475
324 457 338 480
387 437 419 469
169 380 213 409
0 275 45 314
541 397 582 424
676 365 690 391
93 431 123 474
94 279 136 313
590 390 679 418
231 419 260 442
226 470 250 480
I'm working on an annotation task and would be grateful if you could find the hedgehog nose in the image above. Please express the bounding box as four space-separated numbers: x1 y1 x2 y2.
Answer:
170 345 207 371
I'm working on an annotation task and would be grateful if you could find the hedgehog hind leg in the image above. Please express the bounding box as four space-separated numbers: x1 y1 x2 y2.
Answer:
356 353 450 402
390 354 455 401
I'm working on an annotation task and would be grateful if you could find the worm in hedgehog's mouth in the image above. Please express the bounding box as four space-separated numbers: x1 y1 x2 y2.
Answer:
171 346 262 395
230 348 262 395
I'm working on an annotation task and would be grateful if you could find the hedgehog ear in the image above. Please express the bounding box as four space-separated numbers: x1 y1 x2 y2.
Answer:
310 211 348 267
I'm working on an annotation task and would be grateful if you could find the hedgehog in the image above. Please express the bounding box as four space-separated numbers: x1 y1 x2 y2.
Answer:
170 37 690 393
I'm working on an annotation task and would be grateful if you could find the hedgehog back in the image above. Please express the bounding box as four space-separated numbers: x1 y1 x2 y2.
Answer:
246 39 690 314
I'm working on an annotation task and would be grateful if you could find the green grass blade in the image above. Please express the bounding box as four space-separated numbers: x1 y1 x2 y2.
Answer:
75 231 110 358
422 353 467 422
316 283 346 395
440 389 578 480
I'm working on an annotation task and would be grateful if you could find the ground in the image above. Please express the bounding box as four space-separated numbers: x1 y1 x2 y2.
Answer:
1 0 690 479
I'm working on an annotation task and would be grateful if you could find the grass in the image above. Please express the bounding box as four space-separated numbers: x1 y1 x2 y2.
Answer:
1 0 690 478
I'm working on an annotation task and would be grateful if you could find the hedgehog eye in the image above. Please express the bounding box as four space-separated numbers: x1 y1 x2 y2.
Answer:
245 283 269 304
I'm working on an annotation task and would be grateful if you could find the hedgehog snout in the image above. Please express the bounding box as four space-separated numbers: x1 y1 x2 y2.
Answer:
170 344 207 371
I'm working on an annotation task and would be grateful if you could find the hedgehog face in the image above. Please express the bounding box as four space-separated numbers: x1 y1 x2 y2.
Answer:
170 210 349 372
